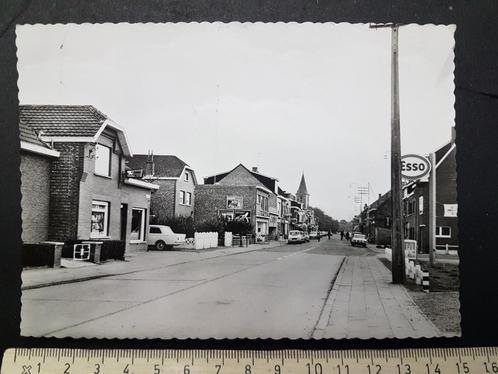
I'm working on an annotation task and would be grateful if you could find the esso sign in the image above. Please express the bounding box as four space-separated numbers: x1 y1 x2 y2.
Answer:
401 154 431 180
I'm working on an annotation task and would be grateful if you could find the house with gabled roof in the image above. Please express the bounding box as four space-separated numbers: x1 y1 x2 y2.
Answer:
127 153 198 223
19 105 159 252
196 164 280 241
402 127 458 254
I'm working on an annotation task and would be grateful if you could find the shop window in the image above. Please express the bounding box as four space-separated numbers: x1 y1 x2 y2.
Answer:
130 208 146 242
91 200 109 238
419 196 424 215
436 226 451 238
95 144 111 177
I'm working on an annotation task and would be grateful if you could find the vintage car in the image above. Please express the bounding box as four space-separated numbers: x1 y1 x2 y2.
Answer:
288 230 305 244
147 225 186 250
351 232 368 247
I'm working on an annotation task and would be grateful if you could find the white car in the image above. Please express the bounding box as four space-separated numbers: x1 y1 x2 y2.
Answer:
288 230 305 244
351 233 367 247
148 225 186 250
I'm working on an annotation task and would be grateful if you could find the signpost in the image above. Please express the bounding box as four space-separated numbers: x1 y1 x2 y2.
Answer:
401 154 432 180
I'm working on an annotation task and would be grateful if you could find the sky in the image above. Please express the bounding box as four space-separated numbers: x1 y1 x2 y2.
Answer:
16 22 455 220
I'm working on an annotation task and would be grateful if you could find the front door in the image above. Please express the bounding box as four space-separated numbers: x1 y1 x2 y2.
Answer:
120 203 128 241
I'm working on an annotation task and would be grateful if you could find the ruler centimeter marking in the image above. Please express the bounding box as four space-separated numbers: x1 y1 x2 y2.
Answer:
2 348 498 374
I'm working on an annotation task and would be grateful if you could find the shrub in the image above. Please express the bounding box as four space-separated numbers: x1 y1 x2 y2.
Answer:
154 215 195 237
225 220 253 235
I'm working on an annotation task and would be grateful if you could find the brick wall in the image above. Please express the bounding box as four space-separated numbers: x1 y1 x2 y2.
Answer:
20 152 52 243
216 165 262 186
195 185 257 226
150 179 176 223
175 169 195 218
436 146 458 248
48 142 84 242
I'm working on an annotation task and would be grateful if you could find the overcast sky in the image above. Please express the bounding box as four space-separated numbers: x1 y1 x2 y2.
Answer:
16 22 455 220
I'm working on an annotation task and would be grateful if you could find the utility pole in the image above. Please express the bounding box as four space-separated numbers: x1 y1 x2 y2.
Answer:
370 23 405 284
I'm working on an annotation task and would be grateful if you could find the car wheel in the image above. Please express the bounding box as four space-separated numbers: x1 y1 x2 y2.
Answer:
155 240 166 251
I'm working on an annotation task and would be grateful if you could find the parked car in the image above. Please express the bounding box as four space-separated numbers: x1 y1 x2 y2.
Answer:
351 233 367 247
288 230 305 244
309 230 319 240
148 225 186 250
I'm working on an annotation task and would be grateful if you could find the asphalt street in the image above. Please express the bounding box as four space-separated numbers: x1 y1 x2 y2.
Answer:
22 236 374 339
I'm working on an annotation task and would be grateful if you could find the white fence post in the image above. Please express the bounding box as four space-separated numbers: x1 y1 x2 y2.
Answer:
225 232 233 247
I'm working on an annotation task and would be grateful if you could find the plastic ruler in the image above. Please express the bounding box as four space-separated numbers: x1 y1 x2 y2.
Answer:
1 347 497 374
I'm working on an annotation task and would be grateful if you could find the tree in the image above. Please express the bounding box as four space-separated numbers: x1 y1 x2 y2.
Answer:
310 207 340 232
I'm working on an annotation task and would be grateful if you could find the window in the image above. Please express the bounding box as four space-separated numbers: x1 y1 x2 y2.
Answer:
257 194 268 211
186 192 192 206
179 190 186 204
149 226 161 234
130 208 146 242
419 196 424 215
185 172 189 181
91 201 109 238
94 144 111 177
436 226 451 238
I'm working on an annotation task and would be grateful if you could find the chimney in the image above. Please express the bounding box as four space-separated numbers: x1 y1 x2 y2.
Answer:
252 166 258 173
451 126 456 143
145 150 155 177
379 193 382 200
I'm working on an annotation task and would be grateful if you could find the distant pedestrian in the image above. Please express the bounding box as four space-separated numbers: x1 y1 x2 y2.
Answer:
345 232 350 241
317 232 321 242
327 230 331 240
340 231 344 240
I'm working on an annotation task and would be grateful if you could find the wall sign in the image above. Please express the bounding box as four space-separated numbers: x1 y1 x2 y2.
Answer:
444 204 458 217
227 196 243 209
401 154 432 180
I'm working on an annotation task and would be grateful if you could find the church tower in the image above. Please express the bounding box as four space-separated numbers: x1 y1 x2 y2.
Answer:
296 173 310 209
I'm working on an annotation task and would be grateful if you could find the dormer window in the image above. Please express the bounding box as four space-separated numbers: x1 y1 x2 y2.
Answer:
95 143 111 177
185 171 189 181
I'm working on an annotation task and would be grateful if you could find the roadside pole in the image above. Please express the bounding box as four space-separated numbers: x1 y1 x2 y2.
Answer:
370 23 405 283
428 152 436 265
390 25 405 284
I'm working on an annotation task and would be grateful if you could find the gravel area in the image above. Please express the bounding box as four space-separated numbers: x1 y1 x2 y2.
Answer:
409 290 461 336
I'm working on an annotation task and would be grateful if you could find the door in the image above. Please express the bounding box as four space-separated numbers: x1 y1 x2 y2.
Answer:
120 204 128 241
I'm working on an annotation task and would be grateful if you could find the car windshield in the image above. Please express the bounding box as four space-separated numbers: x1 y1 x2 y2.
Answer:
354 234 366 239
290 231 300 235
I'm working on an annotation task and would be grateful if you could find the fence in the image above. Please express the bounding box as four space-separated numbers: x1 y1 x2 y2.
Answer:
194 232 219 250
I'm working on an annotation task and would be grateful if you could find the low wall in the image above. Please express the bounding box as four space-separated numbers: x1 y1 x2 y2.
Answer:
22 242 62 268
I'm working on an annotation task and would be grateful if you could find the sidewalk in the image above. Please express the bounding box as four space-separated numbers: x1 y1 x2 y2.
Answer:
313 256 440 339
22 241 285 291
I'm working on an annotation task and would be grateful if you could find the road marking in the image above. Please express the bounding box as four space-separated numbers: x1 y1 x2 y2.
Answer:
40 245 320 336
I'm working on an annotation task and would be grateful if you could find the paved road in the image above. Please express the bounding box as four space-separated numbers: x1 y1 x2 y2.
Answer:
22 236 369 339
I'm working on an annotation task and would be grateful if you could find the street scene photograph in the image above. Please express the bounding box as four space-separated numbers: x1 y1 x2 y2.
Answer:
17 22 459 339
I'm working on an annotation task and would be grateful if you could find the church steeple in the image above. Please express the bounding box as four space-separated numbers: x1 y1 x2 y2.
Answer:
296 173 310 209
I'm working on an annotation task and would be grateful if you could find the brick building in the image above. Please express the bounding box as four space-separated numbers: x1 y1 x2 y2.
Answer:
359 191 392 246
196 164 279 241
127 153 197 223
19 122 60 244
403 129 458 254
19 105 159 252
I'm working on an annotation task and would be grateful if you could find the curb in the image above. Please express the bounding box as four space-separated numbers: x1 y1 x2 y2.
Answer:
22 241 287 291
311 256 347 339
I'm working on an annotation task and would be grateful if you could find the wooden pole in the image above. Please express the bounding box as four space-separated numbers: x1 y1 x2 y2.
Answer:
390 25 406 284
